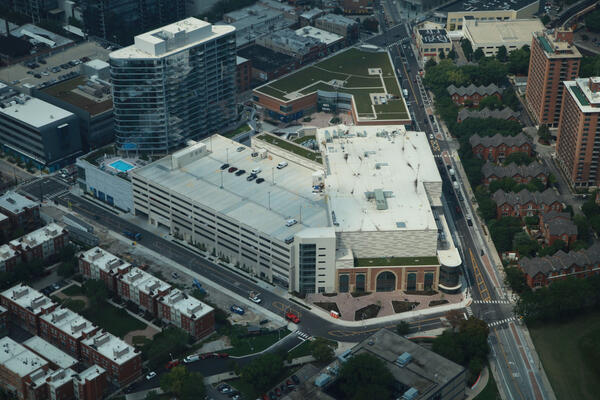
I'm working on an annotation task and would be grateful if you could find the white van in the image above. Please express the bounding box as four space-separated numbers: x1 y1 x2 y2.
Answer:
286 219 297 227
183 354 200 363
277 161 288 169
251 167 262 174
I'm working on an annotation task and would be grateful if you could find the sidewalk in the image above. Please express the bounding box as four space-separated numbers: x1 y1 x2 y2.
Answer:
465 366 489 399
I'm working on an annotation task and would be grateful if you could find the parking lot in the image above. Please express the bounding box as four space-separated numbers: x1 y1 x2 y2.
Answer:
20 176 70 201
0 41 110 89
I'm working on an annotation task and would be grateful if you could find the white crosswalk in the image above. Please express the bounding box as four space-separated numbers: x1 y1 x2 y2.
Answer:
488 316 516 327
296 331 311 341
465 306 474 317
473 299 511 305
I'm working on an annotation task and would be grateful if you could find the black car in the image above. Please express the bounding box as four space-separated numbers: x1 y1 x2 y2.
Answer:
247 174 257 181
291 375 300 385
256 178 265 184
220 163 230 170
38 59 46 64
235 169 246 176
34 74 41 78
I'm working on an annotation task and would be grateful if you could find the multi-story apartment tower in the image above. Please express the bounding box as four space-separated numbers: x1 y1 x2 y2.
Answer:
109 18 237 153
526 28 581 127
556 77 600 188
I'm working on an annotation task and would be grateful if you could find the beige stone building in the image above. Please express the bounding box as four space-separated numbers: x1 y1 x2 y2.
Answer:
463 18 545 57
441 0 540 31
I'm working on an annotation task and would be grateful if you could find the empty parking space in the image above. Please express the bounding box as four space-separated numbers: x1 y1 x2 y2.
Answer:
20 177 69 201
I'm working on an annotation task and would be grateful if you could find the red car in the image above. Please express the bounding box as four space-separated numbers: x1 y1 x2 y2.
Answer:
285 312 300 323
165 359 180 369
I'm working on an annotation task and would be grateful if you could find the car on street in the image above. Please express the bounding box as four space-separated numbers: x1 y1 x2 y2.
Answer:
217 383 232 393
249 291 261 303
236 146 245 152
145 371 157 380
184 354 200 363
285 312 300 323
165 359 180 369
171 272 179 279
230 305 245 315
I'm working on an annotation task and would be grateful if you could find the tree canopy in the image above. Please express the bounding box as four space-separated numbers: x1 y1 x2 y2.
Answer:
160 365 205 400
502 151 535 166
310 337 338 363
240 353 284 394
338 353 395 400
496 45 507 62
461 39 473 61
585 9 600 33
507 46 530 75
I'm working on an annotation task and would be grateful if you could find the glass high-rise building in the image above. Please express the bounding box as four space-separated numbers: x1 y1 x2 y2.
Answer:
109 18 237 153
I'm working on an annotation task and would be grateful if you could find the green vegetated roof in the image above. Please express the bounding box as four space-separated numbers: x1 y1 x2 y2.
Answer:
571 85 590 106
354 256 439 267
256 47 409 121
83 144 116 165
256 134 323 163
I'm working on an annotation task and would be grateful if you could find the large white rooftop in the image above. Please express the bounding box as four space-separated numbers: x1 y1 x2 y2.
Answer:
23 336 77 369
132 136 330 242
0 337 48 377
318 125 441 232
0 95 73 128
121 267 171 296
0 244 17 263
0 191 38 214
80 247 131 274
1 284 55 315
295 26 343 46
40 307 98 340
110 18 235 59
82 331 138 366
464 19 544 47
564 78 600 113
160 289 213 320
10 223 65 250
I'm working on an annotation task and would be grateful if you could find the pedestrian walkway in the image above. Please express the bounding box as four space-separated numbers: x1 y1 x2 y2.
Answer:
487 316 516 327
473 299 511 305
465 366 489 399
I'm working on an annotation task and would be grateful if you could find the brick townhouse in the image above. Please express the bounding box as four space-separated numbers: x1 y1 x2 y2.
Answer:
22 336 77 371
0 244 18 273
482 162 549 186
0 284 57 334
9 223 67 264
447 84 503 106
0 212 9 239
80 331 142 386
0 305 7 333
492 189 563 218
519 243 600 288
78 247 132 291
539 211 578 247
39 307 100 358
117 267 171 315
457 107 519 123
0 336 106 400
0 191 40 233
470 133 533 162
158 289 215 339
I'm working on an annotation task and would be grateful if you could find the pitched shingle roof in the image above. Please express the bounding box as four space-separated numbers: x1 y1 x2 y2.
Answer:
469 133 532 148
544 218 578 236
482 162 548 180
492 188 561 208
447 83 503 97
519 243 600 277
458 107 519 122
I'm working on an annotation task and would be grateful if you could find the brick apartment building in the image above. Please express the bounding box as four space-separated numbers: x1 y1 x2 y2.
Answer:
519 243 600 288
39 307 100 358
526 28 581 127
0 212 9 239
237 56 252 93
0 336 107 400
256 29 327 65
469 133 533 162
447 84 502 106
341 0 373 14
539 211 578 247
9 223 67 264
22 336 77 371
0 284 57 334
481 162 549 185
117 267 171 315
158 289 215 339
0 191 40 233
0 244 18 272
457 107 519 123
556 77 600 188
315 13 359 43
78 247 132 291
81 331 142 386
492 189 563 218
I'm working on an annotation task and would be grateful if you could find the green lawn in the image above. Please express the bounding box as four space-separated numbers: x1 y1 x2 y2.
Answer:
83 303 147 338
61 285 84 296
355 256 439 267
61 298 86 313
529 311 600 400
222 124 251 139
473 367 500 400
257 134 322 163
287 340 312 360
228 329 291 357
293 135 315 144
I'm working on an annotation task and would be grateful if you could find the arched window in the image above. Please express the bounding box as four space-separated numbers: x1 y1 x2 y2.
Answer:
376 271 396 292
339 275 349 293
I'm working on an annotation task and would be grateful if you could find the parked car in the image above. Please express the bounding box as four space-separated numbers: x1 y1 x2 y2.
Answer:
145 371 157 380
230 305 245 315
236 146 245 152
286 219 297 227
256 178 265 184
235 169 246 176
277 161 288 169
165 359 180 369
251 167 262 174
183 354 200 363
171 272 179 279
220 163 230 170
285 312 300 323
247 174 257 182
228 166 237 173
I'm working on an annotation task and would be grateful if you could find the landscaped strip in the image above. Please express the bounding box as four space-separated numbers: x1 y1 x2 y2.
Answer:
256 134 323 163
354 256 439 267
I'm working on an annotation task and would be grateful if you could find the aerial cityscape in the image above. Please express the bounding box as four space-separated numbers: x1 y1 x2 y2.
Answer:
0 0 599 399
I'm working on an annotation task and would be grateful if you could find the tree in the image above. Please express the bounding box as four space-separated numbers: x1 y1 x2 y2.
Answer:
581 55 600 78
143 327 189 370
504 266 530 294
496 45 507 62
503 151 534 166
57 261 75 277
448 49 457 60
396 321 410 335
461 39 473 61
502 87 520 111
478 96 503 110
508 46 530 75
361 18 379 33
445 310 464 329
541 14 550 25
240 353 283 394
82 279 108 307
160 365 205 400
513 232 539 258
574 214 591 243
439 50 446 60
473 48 484 62
338 353 395 400
310 337 338 363
585 9 600 33
425 58 437 69
537 124 551 144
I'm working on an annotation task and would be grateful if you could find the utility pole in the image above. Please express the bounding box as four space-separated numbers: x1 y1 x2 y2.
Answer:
220 170 223 189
